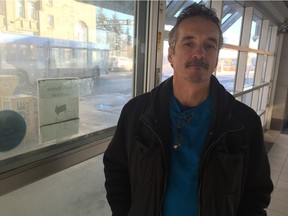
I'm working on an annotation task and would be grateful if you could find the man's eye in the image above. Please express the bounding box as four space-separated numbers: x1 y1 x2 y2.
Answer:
206 44 216 49
184 43 193 47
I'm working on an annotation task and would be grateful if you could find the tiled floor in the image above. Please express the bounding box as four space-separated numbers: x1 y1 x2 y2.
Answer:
0 154 111 216
265 130 288 216
0 130 287 215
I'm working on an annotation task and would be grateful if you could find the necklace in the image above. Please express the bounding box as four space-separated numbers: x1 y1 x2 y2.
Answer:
173 112 192 151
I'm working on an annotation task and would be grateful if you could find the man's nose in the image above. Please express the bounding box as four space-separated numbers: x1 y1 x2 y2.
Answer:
192 46 205 59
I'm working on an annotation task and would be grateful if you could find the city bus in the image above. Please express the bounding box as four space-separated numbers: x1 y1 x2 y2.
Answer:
0 32 109 87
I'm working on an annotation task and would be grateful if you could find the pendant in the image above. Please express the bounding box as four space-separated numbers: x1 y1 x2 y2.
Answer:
173 143 180 150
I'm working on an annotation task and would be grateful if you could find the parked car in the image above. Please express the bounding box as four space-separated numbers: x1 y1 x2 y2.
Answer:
108 56 133 72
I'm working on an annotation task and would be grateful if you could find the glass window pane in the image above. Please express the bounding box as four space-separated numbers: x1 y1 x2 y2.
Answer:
242 92 252 106
249 15 262 49
162 40 173 81
165 0 209 31
244 52 257 89
0 1 135 160
28 1 37 20
221 1 244 46
216 48 238 92
47 15 54 28
47 0 53 6
16 0 24 17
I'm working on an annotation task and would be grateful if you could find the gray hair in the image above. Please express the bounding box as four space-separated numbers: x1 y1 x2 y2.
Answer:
168 2 224 52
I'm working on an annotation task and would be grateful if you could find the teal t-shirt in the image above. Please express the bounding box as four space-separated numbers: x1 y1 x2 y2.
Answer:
162 94 212 216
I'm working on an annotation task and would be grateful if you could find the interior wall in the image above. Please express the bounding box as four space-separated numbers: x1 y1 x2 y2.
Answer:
271 33 288 130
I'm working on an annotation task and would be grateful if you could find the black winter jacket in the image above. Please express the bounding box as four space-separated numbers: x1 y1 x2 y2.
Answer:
103 76 273 216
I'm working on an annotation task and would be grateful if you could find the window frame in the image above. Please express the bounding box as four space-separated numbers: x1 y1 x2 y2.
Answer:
0 0 157 196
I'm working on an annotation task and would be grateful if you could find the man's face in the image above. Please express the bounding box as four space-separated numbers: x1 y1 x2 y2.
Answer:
168 16 220 84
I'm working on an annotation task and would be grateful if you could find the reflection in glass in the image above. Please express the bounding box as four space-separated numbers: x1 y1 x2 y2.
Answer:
221 1 244 46
249 15 262 49
0 0 134 160
216 49 238 92
244 52 257 89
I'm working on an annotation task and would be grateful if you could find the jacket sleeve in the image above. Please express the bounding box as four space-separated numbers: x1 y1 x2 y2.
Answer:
103 106 131 216
237 115 274 216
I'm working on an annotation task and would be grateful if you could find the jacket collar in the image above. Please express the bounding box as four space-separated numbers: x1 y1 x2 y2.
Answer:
209 76 244 135
140 75 243 142
140 77 173 148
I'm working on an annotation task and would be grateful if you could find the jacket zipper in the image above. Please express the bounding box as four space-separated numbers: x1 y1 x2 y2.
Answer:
198 126 244 216
140 117 167 216
141 117 244 216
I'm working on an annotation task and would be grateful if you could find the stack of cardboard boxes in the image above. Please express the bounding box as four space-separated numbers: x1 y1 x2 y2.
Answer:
0 75 37 143
0 75 19 107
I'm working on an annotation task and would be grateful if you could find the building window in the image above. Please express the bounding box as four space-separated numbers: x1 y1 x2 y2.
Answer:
47 0 53 6
15 0 25 17
28 1 36 20
47 15 54 28
221 1 244 46
74 21 88 41
249 15 262 49
0 1 5 15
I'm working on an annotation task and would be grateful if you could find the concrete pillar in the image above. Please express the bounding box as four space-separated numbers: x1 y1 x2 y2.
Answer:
271 33 288 130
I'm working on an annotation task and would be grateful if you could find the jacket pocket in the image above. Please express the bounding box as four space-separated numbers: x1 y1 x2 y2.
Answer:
130 138 161 186
217 152 244 195
128 138 164 216
201 152 244 216
224 194 240 216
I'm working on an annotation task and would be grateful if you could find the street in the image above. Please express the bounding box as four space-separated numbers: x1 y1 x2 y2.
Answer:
78 71 133 135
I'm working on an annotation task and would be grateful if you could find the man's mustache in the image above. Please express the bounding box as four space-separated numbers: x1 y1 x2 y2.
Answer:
185 60 209 70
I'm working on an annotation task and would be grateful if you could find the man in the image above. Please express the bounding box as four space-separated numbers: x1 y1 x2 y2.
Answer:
103 2 273 216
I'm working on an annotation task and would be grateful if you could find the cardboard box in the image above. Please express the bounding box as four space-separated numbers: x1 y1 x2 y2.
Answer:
1 94 38 140
0 75 19 96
